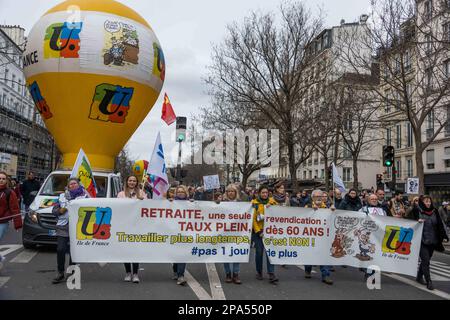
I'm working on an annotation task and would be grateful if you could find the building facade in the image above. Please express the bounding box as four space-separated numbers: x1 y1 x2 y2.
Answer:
379 0 450 204
0 25 56 182
263 16 382 191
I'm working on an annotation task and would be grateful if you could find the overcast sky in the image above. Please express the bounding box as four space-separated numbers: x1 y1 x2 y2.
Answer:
1 0 370 165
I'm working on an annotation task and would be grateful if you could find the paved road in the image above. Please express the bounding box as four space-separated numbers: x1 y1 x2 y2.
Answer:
1 228 449 300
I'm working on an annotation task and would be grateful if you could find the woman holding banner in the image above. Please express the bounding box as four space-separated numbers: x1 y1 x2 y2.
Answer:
408 195 449 291
117 175 148 284
252 185 279 284
169 185 192 286
52 178 89 284
221 184 242 284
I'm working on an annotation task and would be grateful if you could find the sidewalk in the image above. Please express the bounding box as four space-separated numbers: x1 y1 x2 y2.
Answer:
444 242 450 255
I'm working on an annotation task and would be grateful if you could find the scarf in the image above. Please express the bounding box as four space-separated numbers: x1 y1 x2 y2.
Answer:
256 196 270 205
175 196 188 201
273 193 286 204
69 186 85 200
419 201 435 216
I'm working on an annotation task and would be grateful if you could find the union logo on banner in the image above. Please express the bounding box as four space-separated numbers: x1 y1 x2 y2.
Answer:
77 207 112 241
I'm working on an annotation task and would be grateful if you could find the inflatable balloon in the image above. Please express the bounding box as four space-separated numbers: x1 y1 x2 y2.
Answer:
23 0 165 171
132 159 149 181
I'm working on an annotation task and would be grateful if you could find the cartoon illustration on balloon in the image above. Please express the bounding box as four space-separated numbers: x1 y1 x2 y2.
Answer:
103 20 140 67
23 0 165 171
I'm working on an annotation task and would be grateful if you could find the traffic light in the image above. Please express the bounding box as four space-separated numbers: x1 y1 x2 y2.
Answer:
383 146 394 167
176 117 187 142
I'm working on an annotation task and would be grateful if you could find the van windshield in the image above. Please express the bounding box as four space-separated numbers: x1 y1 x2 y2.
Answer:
40 174 108 198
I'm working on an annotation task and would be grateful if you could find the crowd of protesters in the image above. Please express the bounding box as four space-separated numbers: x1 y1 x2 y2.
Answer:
0 170 449 291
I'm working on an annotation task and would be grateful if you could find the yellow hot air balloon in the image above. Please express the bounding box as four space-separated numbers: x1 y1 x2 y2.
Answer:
23 0 165 171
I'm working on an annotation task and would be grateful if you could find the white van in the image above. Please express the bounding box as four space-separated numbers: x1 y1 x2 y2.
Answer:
22 170 122 248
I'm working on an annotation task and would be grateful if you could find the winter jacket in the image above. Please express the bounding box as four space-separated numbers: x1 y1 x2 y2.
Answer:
334 198 343 209
0 185 22 229
252 197 278 234
408 205 449 252
338 195 363 212
21 178 41 206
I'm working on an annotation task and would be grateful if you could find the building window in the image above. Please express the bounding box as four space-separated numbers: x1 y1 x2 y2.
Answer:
396 159 402 179
343 145 352 159
407 123 413 147
343 168 352 182
425 33 433 54
446 106 450 137
426 112 435 140
426 67 433 88
309 170 312 179
385 91 391 113
407 158 413 177
443 22 450 42
426 149 435 169
424 0 433 20
404 50 412 71
343 115 353 131
396 125 402 149
303 171 307 180
445 147 450 168
387 128 392 146
445 59 450 78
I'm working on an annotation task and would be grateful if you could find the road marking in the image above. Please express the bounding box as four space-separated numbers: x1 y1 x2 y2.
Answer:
185 270 212 301
206 263 226 300
10 249 38 263
0 245 23 257
430 267 450 281
431 261 450 267
384 273 450 300
431 262 450 270
0 277 10 288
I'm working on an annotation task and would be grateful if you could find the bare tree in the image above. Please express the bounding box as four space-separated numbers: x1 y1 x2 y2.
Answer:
205 1 325 191
334 74 382 189
200 96 277 188
338 0 450 193
115 147 134 180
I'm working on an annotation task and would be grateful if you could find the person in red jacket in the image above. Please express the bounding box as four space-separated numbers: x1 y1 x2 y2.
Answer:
0 171 23 271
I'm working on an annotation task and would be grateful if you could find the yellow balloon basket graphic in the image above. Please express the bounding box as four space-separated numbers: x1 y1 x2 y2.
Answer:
23 0 166 171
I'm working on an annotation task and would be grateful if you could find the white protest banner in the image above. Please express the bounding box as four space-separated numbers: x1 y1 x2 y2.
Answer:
263 207 423 277
68 199 253 263
203 175 221 191
406 178 420 195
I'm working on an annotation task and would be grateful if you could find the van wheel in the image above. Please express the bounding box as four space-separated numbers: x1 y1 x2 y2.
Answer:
23 241 36 250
